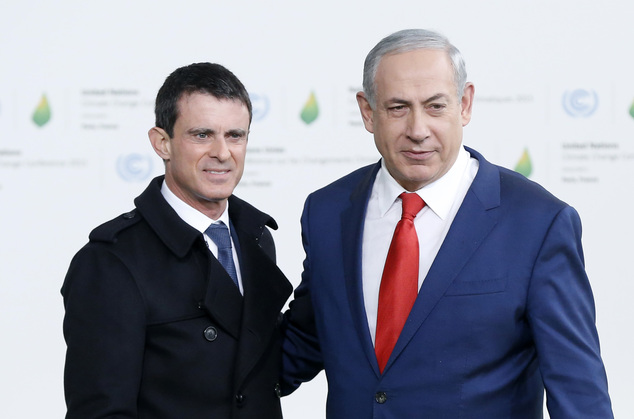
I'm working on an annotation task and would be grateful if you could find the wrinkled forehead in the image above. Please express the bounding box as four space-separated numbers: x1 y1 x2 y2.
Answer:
375 49 459 97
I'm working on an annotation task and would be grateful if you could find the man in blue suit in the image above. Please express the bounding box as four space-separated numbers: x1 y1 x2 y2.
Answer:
281 29 613 418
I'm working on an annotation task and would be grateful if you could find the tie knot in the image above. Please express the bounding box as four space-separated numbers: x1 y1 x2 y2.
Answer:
399 192 425 220
205 222 232 250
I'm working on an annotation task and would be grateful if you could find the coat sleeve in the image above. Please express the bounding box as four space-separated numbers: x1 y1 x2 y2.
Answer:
526 206 613 418
280 195 324 395
61 244 146 418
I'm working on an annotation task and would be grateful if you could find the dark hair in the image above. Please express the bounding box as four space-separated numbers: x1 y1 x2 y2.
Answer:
154 62 252 137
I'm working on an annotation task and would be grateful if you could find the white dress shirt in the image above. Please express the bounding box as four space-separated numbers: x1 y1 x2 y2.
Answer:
362 145 479 344
161 181 244 294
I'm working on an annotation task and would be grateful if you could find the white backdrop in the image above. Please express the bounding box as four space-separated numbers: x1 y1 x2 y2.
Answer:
1 1 632 417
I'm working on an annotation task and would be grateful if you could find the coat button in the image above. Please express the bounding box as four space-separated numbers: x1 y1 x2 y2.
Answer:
122 211 135 219
274 383 282 398
235 393 246 406
375 391 387 404
203 326 218 341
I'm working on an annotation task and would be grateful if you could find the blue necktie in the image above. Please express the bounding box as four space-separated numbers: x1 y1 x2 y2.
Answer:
205 222 239 288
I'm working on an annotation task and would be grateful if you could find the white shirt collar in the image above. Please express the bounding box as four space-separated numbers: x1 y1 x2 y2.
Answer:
376 145 471 220
160 180 231 234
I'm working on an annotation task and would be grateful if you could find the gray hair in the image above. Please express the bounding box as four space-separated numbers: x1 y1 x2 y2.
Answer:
362 29 467 108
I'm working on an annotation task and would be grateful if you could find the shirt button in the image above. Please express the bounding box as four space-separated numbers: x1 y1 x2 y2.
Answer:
375 391 387 404
203 326 218 342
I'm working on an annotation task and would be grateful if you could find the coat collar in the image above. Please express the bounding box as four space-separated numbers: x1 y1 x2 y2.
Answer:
134 176 278 258
134 176 202 258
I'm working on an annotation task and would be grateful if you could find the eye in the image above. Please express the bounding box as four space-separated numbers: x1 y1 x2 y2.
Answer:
387 105 408 116
226 131 247 143
427 103 447 111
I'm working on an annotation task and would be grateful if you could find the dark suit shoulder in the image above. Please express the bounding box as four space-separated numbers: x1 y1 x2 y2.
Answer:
318 163 377 191
308 162 379 204
88 209 143 244
497 165 567 210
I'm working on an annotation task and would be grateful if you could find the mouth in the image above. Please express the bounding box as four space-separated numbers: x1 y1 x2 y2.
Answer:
204 169 230 174
402 150 434 160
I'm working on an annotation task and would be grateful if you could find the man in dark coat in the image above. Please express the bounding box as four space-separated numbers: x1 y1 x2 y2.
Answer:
62 62 292 418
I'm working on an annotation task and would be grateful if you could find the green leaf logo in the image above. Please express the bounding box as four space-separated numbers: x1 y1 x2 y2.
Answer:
514 148 532 178
32 94 51 127
300 91 319 125
629 99 634 119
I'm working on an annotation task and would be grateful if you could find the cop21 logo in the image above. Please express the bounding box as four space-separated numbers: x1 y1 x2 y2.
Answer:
562 89 599 118
249 93 270 122
116 153 153 182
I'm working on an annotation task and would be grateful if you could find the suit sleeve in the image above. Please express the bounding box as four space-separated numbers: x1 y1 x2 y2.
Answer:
280 195 324 395
61 245 146 418
526 206 613 418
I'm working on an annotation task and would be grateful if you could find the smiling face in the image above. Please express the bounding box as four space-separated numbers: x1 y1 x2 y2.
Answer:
357 48 474 191
149 92 249 219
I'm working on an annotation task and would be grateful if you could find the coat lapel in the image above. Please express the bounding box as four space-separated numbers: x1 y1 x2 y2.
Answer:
228 197 293 388
341 163 382 376
201 255 243 340
383 148 501 373
234 236 291 386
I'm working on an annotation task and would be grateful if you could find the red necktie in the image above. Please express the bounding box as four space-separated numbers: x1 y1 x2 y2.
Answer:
375 192 425 374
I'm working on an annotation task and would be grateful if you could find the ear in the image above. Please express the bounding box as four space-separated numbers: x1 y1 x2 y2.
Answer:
460 82 475 126
148 127 171 160
356 91 375 134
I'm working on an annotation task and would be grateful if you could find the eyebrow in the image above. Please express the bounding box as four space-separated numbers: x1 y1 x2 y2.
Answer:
186 128 248 136
187 128 215 136
226 129 247 137
384 93 450 106
422 93 450 104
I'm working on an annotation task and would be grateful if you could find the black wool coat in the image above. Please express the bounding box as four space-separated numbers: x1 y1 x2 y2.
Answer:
62 176 293 418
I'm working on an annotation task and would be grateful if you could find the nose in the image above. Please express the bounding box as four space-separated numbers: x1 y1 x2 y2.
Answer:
208 138 231 161
407 109 430 142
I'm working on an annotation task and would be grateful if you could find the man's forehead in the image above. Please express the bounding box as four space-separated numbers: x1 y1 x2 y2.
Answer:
178 91 244 106
375 49 456 95
176 92 250 118
378 48 450 71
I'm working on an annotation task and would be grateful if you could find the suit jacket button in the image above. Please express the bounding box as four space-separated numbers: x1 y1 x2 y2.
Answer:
203 326 218 341
235 393 246 406
275 383 282 398
375 391 387 404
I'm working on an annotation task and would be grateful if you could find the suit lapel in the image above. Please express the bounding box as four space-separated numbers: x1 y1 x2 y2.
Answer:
341 163 382 376
383 149 501 373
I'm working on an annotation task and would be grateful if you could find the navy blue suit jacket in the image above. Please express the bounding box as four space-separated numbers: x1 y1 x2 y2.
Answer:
282 147 612 418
